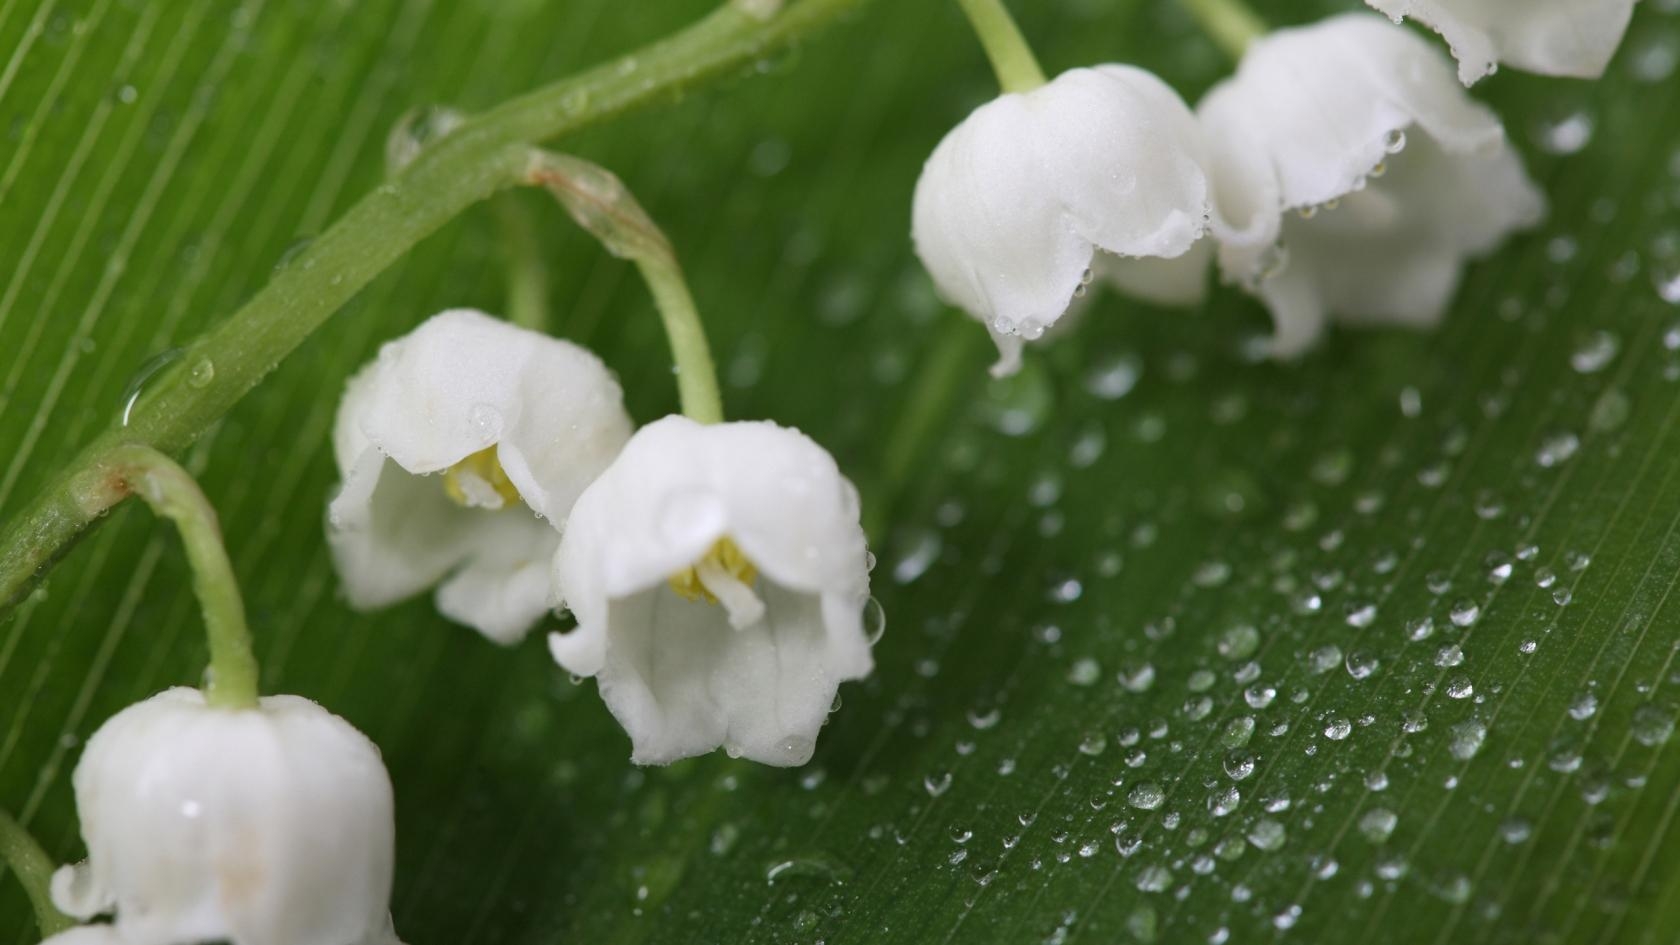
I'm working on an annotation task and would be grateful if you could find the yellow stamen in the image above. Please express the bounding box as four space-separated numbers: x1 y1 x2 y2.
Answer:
442 446 522 509
669 537 758 604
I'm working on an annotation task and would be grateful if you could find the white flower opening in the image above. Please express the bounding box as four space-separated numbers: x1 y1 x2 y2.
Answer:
911 65 1213 377
328 309 632 644
548 416 874 767
50 688 399 945
1365 0 1637 85
1199 13 1544 357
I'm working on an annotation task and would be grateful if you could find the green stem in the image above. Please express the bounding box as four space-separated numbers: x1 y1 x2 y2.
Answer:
0 809 73 937
529 151 724 425
954 0 1046 94
0 0 870 618
1176 0 1266 61
106 445 259 709
636 257 724 425
493 194 551 332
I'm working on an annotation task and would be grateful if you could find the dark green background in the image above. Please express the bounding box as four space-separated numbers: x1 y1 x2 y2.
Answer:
4 0 1680 942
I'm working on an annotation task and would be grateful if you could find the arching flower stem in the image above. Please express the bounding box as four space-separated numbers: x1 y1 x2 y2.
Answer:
529 151 724 425
955 0 1047 93
102 445 259 709
1177 0 1268 61
0 808 73 937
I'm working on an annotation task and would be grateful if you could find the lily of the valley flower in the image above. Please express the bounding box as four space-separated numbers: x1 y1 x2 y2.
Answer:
328 309 632 644
1365 0 1637 85
548 416 874 767
1199 13 1544 357
51 688 399 945
912 65 1213 377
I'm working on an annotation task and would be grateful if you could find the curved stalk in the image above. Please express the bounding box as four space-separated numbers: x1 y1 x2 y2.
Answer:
636 257 724 425
955 0 1047 94
0 0 869 617
529 151 723 425
105 445 259 709
0 809 73 937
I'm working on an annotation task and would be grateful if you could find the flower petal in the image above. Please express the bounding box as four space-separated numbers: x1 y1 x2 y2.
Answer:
549 416 872 765
1366 0 1636 84
912 66 1210 372
342 309 631 522
1199 13 1543 356
586 581 863 766
1200 13 1502 217
66 689 395 945
433 511 560 645
328 310 632 642
327 452 481 611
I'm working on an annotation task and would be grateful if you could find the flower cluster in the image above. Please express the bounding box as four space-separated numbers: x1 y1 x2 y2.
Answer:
327 311 876 768
7 3 1643 940
914 2 1636 370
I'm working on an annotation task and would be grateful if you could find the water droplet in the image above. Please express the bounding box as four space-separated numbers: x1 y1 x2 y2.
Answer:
272 235 316 273
119 348 184 425
1117 660 1156 693
862 596 886 645
1135 864 1173 893
1309 645 1343 675
966 706 1002 730
1068 657 1100 686
1449 719 1487 760
1324 718 1353 741
1445 675 1475 699
1449 599 1480 627
1221 715 1256 749
924 771 952 797
1084 352 1142 401
1632 703 1676 746
1217 625 1260 661
1360 808 1398 843
385 104 466 173
1247 819 1285 851
1223 750 1255 781
1536 431 1580 468
892 529 942 585
1345 650 1380 680
1207 785 1241 817
1128 783 1165 811
1535 108 1595 155
1571 331 1620 373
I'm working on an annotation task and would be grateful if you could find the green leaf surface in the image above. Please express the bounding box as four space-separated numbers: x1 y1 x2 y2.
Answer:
5 1 1680 943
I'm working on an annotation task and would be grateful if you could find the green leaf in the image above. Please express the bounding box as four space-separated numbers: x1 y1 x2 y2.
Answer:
4 0 1680 943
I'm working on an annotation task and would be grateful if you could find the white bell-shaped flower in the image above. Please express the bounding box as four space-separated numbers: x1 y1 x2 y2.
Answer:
329 309 632 644
50 688 399 945
1365 0 1636 85
548 416 873 767
1199 13 1544 357
911 65 1213 376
